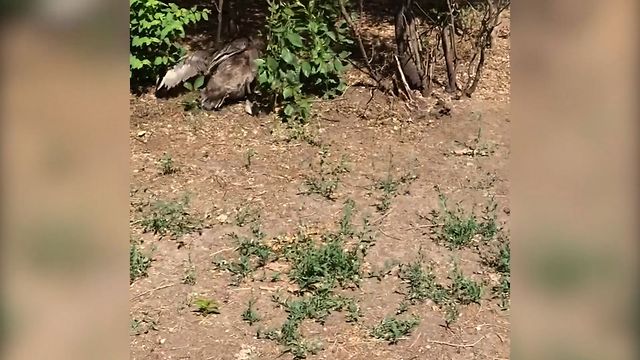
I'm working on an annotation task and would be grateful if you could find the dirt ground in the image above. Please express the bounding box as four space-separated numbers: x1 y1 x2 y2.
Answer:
130 12 510 360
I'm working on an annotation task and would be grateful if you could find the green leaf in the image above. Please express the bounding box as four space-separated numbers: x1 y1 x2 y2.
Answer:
184 82 193 91
194 75 205 89
284 104 295 116
130 55 143 69
286 32 303 47
283 87 293 99
266 56 278 71
301 61 311 77
280 48 294 64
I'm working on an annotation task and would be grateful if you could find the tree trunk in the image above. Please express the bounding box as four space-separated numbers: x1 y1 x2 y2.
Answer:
441 24 458 93
394 0 428 94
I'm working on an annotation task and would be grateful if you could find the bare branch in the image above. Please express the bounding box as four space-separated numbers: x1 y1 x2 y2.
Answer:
338 0 380 82
216 0 224 46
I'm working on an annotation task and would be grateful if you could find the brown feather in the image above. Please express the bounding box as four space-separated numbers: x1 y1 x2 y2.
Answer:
200 38 262 110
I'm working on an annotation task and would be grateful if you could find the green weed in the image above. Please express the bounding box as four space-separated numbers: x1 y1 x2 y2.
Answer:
449 263 483 305
244 148 256 171
374 157 417 213
303 147 350 200
130 313 158 336
371 316 420 344
429 189 498 249
399 260 449 305
130 240 152 283
140 195 203 239
193 298 220 316
242 298 261 326
182 254 196 285
158 153 178 175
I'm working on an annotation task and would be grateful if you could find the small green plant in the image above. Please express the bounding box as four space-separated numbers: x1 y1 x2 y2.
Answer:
374 157 417 213
371 316 420 344
395 301 409 315
242 298 262 325
234 203 261 227
345 300 362 322
217 228 274 284
485 240 510 308
140 195 203 239
449 263 483 305
182 254 196 285
235 233 274 267
399 260 449 305
261 291 354 357
130 240 152 283
130 313 158 335
303 147 350 200
193 298 220 316
287 239 361 292
398 257 484 325
129 0 211 87
256 0 352 123
244 148 256 171
158 153 178 175
429 189 498 248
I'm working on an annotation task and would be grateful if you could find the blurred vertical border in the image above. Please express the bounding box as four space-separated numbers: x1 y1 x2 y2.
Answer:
513 0 638 360
1 0 129 359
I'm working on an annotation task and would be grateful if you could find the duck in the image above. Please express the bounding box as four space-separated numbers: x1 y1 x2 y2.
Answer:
157 36 265 110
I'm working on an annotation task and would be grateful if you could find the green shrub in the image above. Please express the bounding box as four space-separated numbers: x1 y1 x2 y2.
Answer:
256 0 352 123
129 0 210 88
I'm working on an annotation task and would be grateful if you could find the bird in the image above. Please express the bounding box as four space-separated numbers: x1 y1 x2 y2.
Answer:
156 36 265 110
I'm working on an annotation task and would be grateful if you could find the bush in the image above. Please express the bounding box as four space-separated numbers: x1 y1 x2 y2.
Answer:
256 0 352 123
129 0 210 88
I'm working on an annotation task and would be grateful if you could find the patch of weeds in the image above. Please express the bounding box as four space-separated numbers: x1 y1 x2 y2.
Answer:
345 300 362 322
286 123 321 147
399 260 449 305
287 238 361 292
449 263 483 305
395 301 409 315
371 316 420 344
262 291 353 358
140 195 203 239
182 254 196 285
428 188 498 249
242 298 261 326
235 230 272 266
244 148 256 171
130 313 158 336
224 255 254 284
304 178 338 201
219 227 274 285
158 153 178 175
484 240 510 308
244 201 371 358
374 156 418 213
444 302 460 327
303 147 350 200
130 240 152 284
193 298 220 316
398 258 483 326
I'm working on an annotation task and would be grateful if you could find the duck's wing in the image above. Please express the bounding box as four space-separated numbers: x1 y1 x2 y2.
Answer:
206 37 251 73
157 50 210 91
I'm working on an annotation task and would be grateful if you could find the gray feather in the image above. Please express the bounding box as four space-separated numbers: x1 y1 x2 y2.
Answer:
157 50 210 90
